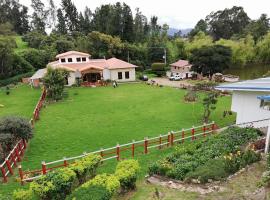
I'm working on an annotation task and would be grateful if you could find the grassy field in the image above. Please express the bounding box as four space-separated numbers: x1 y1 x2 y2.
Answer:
0 84 41 118
13 36 29 53
0 83 235 197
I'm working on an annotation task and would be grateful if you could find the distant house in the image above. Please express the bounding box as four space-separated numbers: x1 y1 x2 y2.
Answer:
168 59 193 79
215 77 270 127
30 51 138 86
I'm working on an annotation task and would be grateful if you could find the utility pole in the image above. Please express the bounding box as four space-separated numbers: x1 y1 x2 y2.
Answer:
164 48 167 66
127 51 130 63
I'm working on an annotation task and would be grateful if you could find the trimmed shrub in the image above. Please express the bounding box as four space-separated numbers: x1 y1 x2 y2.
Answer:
70 154 102 184
185 159 228 183
184 90 198 102
115 159 140 191
30 167 76 200
66 185 111 200
82 174 120 195
151 63 166 77
13 189 38 200
194 81 217 91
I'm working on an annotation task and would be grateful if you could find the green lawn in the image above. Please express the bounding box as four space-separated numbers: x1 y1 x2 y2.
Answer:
0 83 235 197
0 84 41 118
13 36 29 53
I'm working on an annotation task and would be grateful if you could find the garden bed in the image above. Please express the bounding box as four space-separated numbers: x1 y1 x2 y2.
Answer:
148 127 263 184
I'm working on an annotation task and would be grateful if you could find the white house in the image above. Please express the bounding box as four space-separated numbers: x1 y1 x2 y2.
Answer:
215 77 270 127
168 59 193 79
30 51 138 86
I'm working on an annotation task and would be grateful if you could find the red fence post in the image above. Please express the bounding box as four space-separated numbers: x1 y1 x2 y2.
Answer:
100 148 104 158
144 137 148 154
5 159 13 175
211 121 216 133
1 165 7 183
182 128 185 143
167 133 170 147
203 123 206 137
170 131 174 146
11 151 17 167
63 158 68 167
15 146 21 162
191 126 195 141
18 165 24 185
19 141 24 157
132 140 135 158
42 161 47 175
159 135 162 149
116 144 120 161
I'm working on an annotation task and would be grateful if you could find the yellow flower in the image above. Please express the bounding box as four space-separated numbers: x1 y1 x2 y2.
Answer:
237 151 241 156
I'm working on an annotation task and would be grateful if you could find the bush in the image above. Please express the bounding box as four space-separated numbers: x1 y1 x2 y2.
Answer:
13 189 37 200
82 174 120 195
185 159 228 183
66 185 111 200
148 127 260 181
0 72 34 86
115 160 140 191
194 81 217 91
151 63 166 77
184 90 198 102
30 167 76 199
70 154 102 184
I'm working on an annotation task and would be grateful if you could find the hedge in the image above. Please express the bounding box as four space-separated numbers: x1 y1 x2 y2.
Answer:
151 62 166 77
66 185 111 200
0 72 34 86
70 154 102 184
82 173 120 195
115 159 140 191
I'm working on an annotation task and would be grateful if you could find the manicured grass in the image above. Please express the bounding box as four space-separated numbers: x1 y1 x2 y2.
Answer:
0 83 235 197
0 84 41 118
21 83 235 170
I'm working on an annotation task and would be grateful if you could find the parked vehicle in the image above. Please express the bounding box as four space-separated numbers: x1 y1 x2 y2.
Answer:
139 75 148 81
169 75 182 81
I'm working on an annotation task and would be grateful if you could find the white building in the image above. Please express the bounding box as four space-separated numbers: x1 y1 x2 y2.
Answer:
168 60 193 79
216 77 270 127
30 51 138 87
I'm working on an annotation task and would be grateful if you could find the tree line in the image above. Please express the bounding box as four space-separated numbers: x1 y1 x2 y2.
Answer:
0 0 270 80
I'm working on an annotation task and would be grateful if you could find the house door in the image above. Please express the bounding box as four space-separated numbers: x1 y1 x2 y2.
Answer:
84 73 101 82
186 73 189 79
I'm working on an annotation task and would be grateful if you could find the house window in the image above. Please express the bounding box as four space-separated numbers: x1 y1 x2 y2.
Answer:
76 57 81 62
175 66 176 69
125 71 129 79
68 58 72 62
61 58 66 63
118 72 122 80
82 57 87 62
260 100 270 110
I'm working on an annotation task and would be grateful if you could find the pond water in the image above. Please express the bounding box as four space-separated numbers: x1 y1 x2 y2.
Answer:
224 64 270 80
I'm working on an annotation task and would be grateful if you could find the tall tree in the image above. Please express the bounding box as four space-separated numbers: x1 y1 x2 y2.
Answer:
206 6 250 40
47 0 57 29
189 19 207 38
245 14 270 42
121 3 133 42
56 8 67 34
110 2 123 37
61 0 79 32
134 8 147 42
189 45 232 76
31 0 48 33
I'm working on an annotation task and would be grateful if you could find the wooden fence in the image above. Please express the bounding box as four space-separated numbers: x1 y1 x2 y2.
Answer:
18 122 217 184
0 88 47 183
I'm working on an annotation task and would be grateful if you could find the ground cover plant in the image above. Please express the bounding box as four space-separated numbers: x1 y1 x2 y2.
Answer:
149 127 262 182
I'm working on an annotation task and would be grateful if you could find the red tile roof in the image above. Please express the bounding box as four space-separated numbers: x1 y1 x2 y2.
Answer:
170 60 191 68
106 58 138 69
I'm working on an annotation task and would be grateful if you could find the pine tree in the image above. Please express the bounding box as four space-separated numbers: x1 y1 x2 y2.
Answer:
121 3 134 42
31 0 48 33
56 8 67 34
61 0 79 32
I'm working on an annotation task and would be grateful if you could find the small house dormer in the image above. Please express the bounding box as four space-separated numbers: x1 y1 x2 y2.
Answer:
56 51 91 64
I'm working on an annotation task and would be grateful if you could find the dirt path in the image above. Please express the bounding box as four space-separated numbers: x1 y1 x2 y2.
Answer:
148 78 193 88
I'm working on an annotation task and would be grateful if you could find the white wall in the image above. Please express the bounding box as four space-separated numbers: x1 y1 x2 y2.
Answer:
232 91 270 126
109 68 136 82
103 68 111 80
68 72 76 86
58 54 89 63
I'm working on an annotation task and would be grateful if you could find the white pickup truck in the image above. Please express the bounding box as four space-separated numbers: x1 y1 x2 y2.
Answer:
169 75 182 81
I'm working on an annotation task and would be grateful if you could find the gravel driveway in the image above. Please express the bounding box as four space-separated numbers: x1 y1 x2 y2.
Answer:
148 77 193 88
